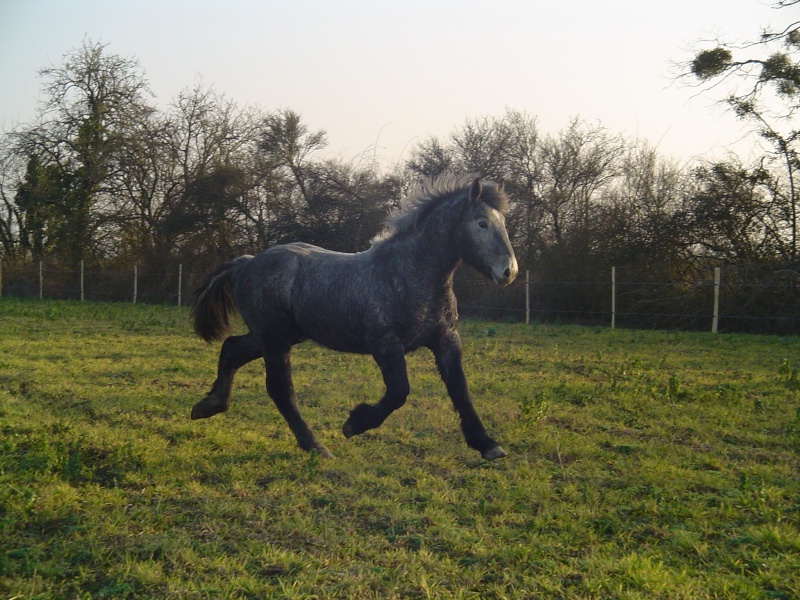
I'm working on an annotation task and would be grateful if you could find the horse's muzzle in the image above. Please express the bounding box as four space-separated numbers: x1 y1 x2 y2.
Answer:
492 256 518 286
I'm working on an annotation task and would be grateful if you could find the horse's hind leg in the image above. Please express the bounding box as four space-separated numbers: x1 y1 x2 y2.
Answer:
191 333 262 419
265 351 332 458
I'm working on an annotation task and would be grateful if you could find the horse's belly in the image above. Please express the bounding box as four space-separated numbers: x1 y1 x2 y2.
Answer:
293 308 371 354
290 266 378 353
312 336 371 355
294 302 432 355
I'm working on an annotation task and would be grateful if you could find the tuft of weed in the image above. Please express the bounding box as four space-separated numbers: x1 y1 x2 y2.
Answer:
519 390 549 425
779 357 800 390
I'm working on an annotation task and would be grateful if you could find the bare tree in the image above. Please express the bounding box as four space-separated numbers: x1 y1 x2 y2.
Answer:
109 83 259 267
0 136 26 257
599 141 691 275
535 118 624 247
685 1 799 262
258 109 327 204
688 161 783 262
406 137 454 178
496 110 544 266
10 39 154 266
450 114 513 180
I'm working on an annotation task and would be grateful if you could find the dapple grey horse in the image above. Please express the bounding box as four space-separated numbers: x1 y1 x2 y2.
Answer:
189 174 518 460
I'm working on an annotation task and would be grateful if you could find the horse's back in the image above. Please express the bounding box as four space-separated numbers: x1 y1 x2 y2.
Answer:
235 243 376 352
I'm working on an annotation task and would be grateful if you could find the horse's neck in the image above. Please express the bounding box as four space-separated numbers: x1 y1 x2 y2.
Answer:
408 220 461 283
374 203 463 284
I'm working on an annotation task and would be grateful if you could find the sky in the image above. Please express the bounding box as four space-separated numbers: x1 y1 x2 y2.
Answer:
0 0 788 168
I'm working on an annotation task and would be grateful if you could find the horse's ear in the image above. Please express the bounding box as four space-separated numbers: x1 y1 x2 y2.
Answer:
497 179 505 193
469 177 482 204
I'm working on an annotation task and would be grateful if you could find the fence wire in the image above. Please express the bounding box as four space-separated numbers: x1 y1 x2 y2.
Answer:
1 260 798 334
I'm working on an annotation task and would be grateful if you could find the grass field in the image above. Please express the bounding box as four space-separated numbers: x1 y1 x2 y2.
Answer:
0 298 798 599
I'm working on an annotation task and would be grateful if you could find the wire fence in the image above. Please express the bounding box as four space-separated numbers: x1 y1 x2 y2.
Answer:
0 260 191 306
453 266 799 335
1 259 799 335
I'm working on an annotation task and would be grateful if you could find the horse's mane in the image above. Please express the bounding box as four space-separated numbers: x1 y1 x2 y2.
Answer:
375 173 509 244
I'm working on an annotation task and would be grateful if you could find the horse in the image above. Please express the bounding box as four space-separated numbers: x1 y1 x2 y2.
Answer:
189 173 518 460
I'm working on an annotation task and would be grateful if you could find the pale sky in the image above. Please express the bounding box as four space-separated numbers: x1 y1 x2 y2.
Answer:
0 0 786 167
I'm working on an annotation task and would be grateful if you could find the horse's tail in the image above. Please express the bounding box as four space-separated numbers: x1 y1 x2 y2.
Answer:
190 255 253 342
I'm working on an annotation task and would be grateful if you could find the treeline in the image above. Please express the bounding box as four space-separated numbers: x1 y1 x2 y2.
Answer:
0 40 798 332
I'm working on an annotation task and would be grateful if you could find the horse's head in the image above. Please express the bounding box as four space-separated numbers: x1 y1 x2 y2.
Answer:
459 178 518 286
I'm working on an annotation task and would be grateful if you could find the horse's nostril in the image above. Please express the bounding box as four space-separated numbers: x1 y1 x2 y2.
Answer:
503 268 511 279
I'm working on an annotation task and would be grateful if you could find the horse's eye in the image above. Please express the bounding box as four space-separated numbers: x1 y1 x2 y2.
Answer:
478 221 488 229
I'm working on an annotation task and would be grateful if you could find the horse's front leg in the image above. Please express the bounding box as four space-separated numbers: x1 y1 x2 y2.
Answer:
431 330 506 460
192 333 262 419
342 344 409 438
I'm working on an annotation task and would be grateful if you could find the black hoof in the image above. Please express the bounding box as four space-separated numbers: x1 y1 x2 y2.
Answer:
190 396 227 420
342 403 373 438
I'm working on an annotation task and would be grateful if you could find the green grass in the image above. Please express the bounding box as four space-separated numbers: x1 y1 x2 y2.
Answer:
1 297 798 599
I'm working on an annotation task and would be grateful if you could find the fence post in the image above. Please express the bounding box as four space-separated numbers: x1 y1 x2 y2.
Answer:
0 259 3 298
178 264 182 307
39 261 43 299
133 264 138 304
80 260 85 301
525 270 530 325
712 266 721 334
611 266 616 329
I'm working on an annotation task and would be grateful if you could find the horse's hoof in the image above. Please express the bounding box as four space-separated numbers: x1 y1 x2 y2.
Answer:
190 397 227 420
342 403 372 438
481 445 507 461
314 446 334 459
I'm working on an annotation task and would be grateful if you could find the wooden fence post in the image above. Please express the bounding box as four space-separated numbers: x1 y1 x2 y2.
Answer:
133 264 138 304
80 260 85 301
611 266 616 330
712 267 721 334
525 270 530 325
0 259 3 298
39 261 43 299
178 264 182 307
